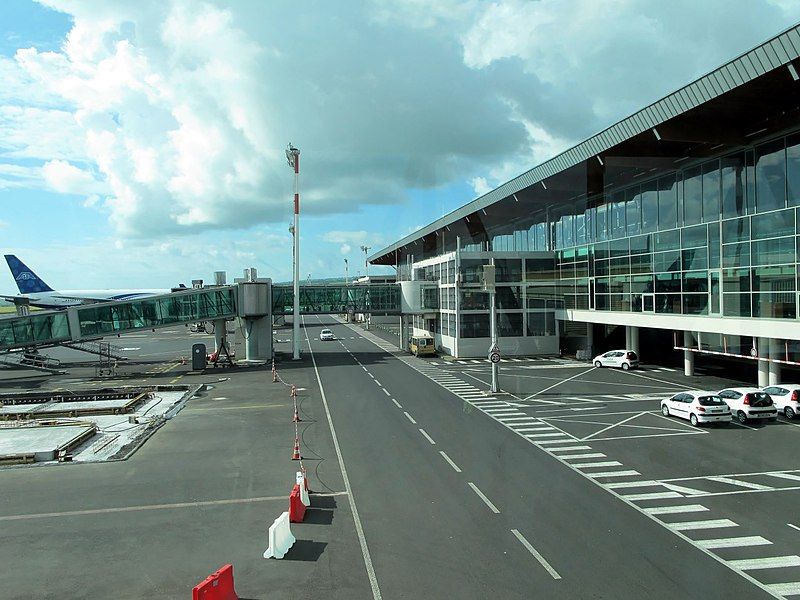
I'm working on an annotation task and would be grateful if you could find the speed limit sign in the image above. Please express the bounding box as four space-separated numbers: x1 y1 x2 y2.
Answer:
490 351 501 364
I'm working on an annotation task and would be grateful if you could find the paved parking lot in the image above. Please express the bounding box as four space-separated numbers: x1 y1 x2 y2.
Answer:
373 348 800 597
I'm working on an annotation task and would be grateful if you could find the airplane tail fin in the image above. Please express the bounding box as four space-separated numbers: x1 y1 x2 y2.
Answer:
4 255 54 294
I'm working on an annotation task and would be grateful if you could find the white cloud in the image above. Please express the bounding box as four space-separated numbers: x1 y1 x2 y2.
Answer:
42 159 108 194
1 0 799 244
470 176 490 196
340 243 352 255
322 230 370 245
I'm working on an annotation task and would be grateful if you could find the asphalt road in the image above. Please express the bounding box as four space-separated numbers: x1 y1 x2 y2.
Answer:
303 315 775 599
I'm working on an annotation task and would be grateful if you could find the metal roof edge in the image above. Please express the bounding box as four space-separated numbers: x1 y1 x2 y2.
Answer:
370 22 800 263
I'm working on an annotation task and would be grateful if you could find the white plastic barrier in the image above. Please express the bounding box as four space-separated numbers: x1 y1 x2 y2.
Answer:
296 471 311 507
263 511 296 559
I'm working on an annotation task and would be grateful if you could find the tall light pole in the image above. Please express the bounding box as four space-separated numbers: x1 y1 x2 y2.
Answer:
344 258 349 286
286 143 301 360
360 245 371 280
483 261 499 393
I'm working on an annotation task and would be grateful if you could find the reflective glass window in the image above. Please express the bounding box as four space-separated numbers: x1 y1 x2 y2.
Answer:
683 270 709 293
641 181 658 233
755 138 787 212
682 166 702 225
657 175 678 230
681 224 707 248
683 294 709 315
460 313 489 338
752 237 795 266
722 216 749 243
682 248 708 271
709 222 720 269
722 243 750 268
497 313 523 337
496 286 522 310
625 187 640 236
595 204 608 241
723 268 750 292
752 265 796 292
751 208 794 240
653 229 680 251
702 160 721 223
753 292 796 319
788 133 800 207
723 293 751 317
610 192 626 239
655 272 681 293
655 294 681 313
496 259 522 282
653 250 681 272
721 153 746 219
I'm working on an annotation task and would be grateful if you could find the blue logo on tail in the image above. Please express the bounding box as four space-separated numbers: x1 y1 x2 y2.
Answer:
4 255 53 294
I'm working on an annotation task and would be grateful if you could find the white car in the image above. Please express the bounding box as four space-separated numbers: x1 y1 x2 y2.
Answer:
717 387 778 424
319 329 335 341
592 349 639 370
761 384 800 419
660 390 732 427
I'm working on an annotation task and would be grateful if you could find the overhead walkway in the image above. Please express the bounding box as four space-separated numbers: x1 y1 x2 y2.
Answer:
272 283 401 315
0 287 237 352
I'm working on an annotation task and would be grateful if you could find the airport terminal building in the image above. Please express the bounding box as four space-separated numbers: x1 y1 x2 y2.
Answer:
369 24 800 384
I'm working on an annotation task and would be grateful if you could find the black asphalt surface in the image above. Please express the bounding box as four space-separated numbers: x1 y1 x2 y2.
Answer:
1 320 796 598
303 315 774 599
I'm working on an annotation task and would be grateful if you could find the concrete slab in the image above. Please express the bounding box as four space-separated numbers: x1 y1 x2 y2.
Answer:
0 424 96 462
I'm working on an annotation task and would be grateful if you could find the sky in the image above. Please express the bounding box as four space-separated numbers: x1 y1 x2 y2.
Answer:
1 0 800 292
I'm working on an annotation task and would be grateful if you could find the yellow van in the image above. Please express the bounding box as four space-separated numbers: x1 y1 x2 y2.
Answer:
409 335 436 356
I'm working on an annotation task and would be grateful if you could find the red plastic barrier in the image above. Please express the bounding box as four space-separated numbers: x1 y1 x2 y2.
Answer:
192 564 238 600
289 484 306 523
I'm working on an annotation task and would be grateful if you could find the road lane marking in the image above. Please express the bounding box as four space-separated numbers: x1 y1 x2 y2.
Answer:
303 319 382 600
0 494 345 521
404 411 417 424
620 491 682 501
581 412 646 441
644 504 709 515
789 523 800 533
525 432 568 438
696 536 772 549
522 366 597 400
548 445 593 452
391 398 402 408
668 519 738 531
511 529 562 580
467 482 500 514
767 583 800 596
728 556 800 570
367 373 374 378
660 482 708 496
534 439 578 445
374 380 382 387
439 451 461 472
383 388 391 397
419 429 436 445
560 453 607 460
586 470 640 478
706 476 772 491
573 461 624 469
605 480 661 490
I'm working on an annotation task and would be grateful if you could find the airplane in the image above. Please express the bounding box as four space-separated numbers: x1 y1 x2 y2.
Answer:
2 254 174 309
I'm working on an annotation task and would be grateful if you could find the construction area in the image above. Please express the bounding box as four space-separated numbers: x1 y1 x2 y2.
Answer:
0 385 198 465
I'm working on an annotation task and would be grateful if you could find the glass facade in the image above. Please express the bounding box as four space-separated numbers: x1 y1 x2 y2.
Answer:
0 311 70 350
271 283 401 315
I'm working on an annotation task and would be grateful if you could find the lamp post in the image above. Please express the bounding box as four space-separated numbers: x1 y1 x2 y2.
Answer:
286 143 300 360
360 245 371 280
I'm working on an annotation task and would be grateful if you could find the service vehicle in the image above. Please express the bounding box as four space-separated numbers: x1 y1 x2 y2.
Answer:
660 390 732 426
717 387 778 424
761 384 800 419
409 335 436 356
592 349 639 370
319 328 335 341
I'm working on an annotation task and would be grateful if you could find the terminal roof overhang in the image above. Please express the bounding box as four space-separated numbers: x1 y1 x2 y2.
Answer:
370 23 800 266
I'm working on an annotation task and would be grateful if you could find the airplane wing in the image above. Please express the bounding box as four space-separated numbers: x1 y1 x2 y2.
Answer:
0 294 54 309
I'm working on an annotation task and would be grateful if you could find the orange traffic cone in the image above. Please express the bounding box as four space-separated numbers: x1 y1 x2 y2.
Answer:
290 385 297 398
291 436 302 461
292 405 301 423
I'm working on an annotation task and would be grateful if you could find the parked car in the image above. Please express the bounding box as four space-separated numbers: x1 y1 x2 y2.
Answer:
592 349 639 370
660 390 732 427
717 387 778 424
319 329 335 341
761 384 800 419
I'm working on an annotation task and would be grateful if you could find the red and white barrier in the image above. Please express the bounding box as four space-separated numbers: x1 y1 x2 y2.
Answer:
289 484 306 523
296 471 310 507
192 564 238 600
263 511 296 559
